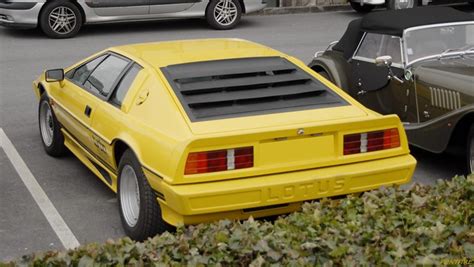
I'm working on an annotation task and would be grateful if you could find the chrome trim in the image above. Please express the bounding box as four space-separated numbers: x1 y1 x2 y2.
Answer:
403 21 474 66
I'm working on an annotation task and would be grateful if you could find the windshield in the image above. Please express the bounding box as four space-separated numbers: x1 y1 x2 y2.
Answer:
404 22 474 64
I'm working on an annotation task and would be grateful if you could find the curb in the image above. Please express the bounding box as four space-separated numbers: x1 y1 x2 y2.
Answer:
251 4 353 16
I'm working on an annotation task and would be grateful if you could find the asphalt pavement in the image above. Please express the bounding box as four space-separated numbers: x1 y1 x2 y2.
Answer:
0 5 471 261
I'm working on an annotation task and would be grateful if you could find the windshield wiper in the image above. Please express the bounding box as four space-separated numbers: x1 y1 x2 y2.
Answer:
438 45 474 59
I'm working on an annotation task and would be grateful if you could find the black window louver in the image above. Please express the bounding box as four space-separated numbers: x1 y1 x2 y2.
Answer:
161 57 347 121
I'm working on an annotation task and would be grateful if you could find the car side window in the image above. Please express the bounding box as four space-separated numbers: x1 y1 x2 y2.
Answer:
110 64 142 107
84 55 130 97
354 33 402 64
68 55 107 84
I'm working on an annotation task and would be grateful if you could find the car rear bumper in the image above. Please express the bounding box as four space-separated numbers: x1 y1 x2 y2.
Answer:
244 0 267 13
150 154 416 225
0 2 43 29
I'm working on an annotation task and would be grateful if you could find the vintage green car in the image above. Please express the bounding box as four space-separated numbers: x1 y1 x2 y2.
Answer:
309 7 474 173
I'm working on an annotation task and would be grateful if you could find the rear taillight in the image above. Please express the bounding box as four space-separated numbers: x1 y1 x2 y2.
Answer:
344 128 400 155
185 147 254 175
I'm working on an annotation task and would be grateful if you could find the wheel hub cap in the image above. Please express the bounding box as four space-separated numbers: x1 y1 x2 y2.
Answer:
214 0 238 26
120 165 141 227
48 6 76 35
40 101 54 147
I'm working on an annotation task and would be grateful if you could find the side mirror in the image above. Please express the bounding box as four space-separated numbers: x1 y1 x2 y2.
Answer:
375 55 393 67
45 69 64 83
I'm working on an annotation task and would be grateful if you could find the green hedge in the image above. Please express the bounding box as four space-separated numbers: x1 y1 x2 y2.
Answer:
5 176 474 266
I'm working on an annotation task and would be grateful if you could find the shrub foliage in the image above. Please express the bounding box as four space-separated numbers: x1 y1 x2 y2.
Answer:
6 176 474 266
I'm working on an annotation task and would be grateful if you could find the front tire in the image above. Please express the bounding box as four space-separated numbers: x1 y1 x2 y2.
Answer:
39 0 83 39
467 125 474 174
350 1 375 13
206 0 242 30
38 94 67 157
387 0 417 10
118 149 174 241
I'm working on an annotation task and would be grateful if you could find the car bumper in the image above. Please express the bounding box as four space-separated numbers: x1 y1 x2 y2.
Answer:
350 0 385 5
0 2 43 29
148 154 416 225
244 0 267 13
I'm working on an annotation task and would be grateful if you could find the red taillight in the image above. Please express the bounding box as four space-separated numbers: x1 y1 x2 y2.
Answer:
185 147 254 175
344 128 400 155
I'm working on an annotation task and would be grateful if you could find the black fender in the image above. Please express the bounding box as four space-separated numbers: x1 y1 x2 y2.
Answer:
308 51 351 93
405 105 474 153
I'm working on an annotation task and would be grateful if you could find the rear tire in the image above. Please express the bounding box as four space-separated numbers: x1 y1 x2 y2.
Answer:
38 94 67 157
118 149 174 241
350 1 375 13
467 125 474 174
206 0 242 30
39 0 83 39
387 0 417 10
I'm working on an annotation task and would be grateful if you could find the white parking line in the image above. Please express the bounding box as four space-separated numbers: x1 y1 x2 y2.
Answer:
0 128 80 250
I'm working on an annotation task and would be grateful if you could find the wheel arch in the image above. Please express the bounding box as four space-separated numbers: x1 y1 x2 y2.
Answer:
39 0 86 25
113 139 133 169
309 57 350 92
447 112 474 155
206 0 246 13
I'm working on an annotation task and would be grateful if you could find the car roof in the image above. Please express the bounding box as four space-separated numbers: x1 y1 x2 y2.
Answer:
361 6 473 37
111 39 286 68
332 7 473 60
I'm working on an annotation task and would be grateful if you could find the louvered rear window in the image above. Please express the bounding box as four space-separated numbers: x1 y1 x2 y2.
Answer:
161 57 347 121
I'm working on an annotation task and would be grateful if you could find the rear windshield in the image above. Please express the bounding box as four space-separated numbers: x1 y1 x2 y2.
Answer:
161 57 347 121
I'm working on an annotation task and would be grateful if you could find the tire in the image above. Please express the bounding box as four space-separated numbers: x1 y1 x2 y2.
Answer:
466 125 474 174
387 0 417 10
206 0 242 30
39 0 83 39
118 149 174 241
350 1 375 13
38 94 67 157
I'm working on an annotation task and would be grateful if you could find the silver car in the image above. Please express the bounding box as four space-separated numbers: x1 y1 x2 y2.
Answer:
0 0 266 38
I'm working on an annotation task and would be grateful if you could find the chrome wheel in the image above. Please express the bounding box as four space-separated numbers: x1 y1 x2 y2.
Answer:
120 165 141 228
48 6 77 35
393 0 415 9
214 0 238 26
39 101 54 147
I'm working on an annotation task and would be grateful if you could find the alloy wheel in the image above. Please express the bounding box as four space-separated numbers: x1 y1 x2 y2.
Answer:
48 6 77 35
120 165 141 227
213 0 238 26
39 101 54 147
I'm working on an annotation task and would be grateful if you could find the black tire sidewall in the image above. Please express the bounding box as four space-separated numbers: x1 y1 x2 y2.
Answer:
38 94 66 157
206 0 242 30
39 1 83 39
117 150 173 241
467 125 474 174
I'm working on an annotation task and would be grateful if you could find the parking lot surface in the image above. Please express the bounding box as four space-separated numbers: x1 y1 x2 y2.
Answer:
0 5 471 260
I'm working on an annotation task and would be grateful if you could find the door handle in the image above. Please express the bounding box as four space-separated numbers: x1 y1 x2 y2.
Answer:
85 105 92 117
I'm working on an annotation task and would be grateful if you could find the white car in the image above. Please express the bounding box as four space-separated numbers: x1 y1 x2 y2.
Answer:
349 0 473 13
0 0 266 38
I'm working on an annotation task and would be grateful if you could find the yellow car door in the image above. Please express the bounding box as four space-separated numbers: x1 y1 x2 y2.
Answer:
90 63 145 171
58 53 132 164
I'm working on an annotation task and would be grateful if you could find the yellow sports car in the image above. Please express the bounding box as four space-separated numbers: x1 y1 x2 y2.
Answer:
33 39 416 241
